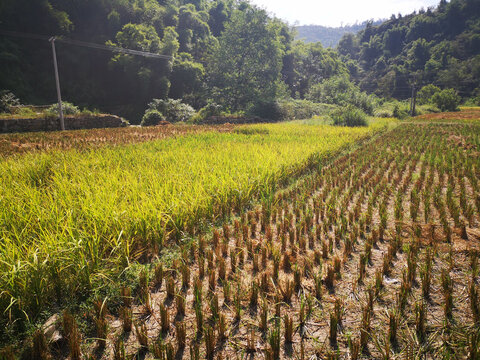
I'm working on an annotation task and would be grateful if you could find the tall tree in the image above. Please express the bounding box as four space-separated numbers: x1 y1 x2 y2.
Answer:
207 6 286 111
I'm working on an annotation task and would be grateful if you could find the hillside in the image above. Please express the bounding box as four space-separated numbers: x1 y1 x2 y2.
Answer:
296 21 383 47
339 0 480 99
0 0 347 122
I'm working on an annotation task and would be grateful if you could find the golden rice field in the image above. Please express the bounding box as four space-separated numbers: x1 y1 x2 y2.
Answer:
2 110 480 359
0 119 393 337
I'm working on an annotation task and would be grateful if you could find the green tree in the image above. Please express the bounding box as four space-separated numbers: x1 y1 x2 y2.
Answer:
289 42 347 98
107 23 177 117
208 7 286 111
431 88 461 111
417 84 440 104
169 53 205 106
306 75 376 114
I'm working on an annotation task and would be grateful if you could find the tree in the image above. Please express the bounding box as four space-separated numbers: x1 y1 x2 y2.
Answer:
289 42 347 98
408 38 430 70
306 75 376 114
431 89 461 111
337 33 359 58
417 84 440 104
383 27 405 56
106 23 177 118
207 7 286 111
208 1 229 37
169 53 205 106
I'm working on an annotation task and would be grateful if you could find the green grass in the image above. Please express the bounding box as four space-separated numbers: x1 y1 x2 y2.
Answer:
0 119 394 328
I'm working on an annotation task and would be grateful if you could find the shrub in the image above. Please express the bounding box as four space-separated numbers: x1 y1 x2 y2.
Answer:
276 99 335 120
463 88 480 106
249 100 283 121
46 102 80 115
141 110 166 126
392 104 409 119
374 109 393 118
331 106 368 127
190 102 223 123
306 75 377 115
431 89 460 112
464 96 480 106
417 84 441 105
248 99 336 121
145 98 195 123
0 90 20 113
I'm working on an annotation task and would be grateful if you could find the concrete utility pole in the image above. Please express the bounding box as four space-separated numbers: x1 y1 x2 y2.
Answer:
49 37 65 130
410 84 417 117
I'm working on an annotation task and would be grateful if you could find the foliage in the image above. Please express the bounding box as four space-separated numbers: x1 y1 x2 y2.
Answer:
141 110 166 126
275 99 335 120
307 75 376 114
207 8 287 111
296 21 383 47
145 98 195 123
46 102 80 115
330 105 368 127
0 90 20 113
431 89 461 112
285 42 347 98
169 54 205 103
190 102 223 123
392 104 410 119
464 95 480 106
340 0 480 100
417 84 441 105
1 0 480 120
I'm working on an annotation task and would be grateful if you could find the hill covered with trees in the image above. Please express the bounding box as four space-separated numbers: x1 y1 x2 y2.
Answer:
0 0 346 122
338 0 480 99
296 21 383 47
0 0 479 124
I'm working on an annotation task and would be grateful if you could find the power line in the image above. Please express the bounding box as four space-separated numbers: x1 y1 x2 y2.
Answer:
0 29 174 131
0 29 174 60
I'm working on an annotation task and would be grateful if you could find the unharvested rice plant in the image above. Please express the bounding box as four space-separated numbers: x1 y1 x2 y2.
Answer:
0 124 234 157
0 121 389 336
1 112 480 359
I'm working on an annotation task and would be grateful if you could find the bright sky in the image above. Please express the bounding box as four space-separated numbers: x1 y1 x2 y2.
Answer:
248 0 441 27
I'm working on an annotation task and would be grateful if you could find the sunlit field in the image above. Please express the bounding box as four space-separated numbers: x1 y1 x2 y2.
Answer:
0 120 392 327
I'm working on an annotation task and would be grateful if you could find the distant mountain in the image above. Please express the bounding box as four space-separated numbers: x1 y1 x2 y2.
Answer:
296 20 384 47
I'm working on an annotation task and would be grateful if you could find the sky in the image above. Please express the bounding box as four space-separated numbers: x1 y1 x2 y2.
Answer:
248 0 441 27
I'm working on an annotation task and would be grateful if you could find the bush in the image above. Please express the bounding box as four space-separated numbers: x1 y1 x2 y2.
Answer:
46 102 80 115
431 89 460 112
141 110 166 126
145 98 195 123
306 75 377 115
374 109 393 118
392 104 409 119
330 106 368 127
248 99 336 121
190 102 223 123
0 90 20 113
276 99 336 120
417 84 441 105
249 100 283 121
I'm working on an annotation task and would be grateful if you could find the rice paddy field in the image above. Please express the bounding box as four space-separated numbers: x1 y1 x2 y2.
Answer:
1 110 480 359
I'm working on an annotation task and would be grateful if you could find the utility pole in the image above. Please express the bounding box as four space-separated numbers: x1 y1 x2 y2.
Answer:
49 37 65 131
410 84 417 117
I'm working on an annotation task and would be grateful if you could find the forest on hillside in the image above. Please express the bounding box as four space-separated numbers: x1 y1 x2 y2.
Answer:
338 0 480 99
0 0 479 123
296 21 383 47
